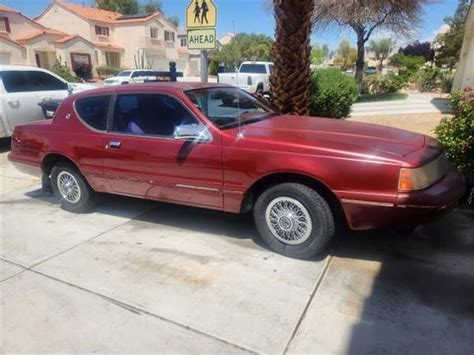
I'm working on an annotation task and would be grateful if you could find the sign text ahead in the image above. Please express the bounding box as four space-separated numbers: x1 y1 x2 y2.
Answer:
187 28 216 50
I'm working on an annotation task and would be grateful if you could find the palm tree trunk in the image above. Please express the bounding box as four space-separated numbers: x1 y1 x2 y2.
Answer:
270 0 314 115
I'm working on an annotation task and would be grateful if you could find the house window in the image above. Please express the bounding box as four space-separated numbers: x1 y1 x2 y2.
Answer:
105 52 120 67
95 25 109 37
0 17 10 33
180 38 187 47
150 27 158 39
164 31 175 42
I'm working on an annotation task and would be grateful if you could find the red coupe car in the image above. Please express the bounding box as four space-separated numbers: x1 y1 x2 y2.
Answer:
8 83 465 258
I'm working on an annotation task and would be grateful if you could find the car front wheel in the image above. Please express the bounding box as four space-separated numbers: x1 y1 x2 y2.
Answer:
51 163 95 213
254 183 335 259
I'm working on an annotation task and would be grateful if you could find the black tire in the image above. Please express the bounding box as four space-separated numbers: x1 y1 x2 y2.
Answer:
121 81 129 85
51 163 95 213
253 183 335 259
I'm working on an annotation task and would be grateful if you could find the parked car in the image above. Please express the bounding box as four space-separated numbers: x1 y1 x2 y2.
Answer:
218 61 273 94
103 70 162 86
365 66 377 75
8 83 465 258
0 65 95 138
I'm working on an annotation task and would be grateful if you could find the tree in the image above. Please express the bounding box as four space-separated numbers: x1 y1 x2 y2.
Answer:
399 41 434 62
168 16 179 27
390 53 425 78
214 33 274 68
333 40 357 70
369 38 395 71
314 0 428 83
311 43 329 66
270 0 315 115
97 0 139 14
140 0 163 13
435 0 471 69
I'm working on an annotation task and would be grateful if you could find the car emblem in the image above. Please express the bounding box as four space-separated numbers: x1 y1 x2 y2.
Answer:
65 113 71 120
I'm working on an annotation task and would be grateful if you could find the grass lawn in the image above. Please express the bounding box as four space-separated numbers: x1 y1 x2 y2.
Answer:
356 93 409 103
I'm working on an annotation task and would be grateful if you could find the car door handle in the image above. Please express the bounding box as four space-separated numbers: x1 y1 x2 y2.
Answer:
7 99 19 106
107 141 122 149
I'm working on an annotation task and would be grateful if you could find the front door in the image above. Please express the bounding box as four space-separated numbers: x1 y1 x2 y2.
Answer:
103 92 223 210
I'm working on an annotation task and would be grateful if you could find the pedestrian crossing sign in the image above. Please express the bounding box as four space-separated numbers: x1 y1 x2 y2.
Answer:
186 0 217 29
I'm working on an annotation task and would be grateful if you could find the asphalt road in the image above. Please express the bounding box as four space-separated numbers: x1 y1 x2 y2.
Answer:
1 138 473 354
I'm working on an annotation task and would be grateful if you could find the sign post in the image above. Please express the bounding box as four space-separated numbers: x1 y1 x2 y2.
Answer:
186 0 217 82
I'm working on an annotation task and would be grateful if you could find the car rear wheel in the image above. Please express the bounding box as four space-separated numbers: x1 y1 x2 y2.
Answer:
254 183 335 259
51 163 95 213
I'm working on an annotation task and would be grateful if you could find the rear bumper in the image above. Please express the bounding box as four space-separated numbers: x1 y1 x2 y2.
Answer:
341 166 466 230
7 153 42 178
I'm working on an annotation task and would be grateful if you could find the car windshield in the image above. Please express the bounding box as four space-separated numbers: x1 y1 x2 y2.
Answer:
117 71 132 77
185 87 277 129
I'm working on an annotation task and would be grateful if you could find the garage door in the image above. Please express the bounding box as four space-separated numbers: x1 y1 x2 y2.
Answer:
0 53 11 65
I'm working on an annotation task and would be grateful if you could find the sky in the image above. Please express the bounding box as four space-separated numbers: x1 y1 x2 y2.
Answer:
1 0 460 50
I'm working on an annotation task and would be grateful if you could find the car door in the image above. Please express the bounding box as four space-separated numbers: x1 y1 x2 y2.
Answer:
0 70 68 136
102 92 223 210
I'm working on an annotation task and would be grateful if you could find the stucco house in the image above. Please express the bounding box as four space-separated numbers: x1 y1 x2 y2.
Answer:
453 2 474 90
35 0 189 74
0 5 96 71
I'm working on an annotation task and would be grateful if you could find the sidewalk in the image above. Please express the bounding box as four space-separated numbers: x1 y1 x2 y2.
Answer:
351 93 451 117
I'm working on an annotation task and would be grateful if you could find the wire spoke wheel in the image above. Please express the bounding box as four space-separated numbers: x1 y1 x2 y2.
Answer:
57 171 81 204
265 197 313 245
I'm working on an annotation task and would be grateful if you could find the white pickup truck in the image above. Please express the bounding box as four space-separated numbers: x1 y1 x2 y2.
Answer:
217 61 273 94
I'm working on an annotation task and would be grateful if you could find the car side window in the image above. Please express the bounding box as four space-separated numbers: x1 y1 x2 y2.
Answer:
131 71 142 78
2 70 67 93
111 93 197 137
75 96 110 131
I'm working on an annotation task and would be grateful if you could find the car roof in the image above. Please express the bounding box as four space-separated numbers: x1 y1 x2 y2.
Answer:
73 82 234 97
0 65 53 72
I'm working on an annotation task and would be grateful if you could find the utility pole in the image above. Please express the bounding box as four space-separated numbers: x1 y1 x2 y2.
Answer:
200 50 208 83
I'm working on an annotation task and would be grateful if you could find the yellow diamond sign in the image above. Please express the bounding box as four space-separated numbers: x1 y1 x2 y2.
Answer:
186 0 217 29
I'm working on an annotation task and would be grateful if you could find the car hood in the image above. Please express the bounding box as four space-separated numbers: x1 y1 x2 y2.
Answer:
69 82 96 93
230 115 426 161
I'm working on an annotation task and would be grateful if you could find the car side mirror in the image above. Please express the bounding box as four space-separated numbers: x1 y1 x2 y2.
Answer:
174 123 211 142
67 83 74 96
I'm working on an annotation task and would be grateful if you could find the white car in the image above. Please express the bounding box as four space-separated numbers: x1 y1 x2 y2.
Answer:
218 61 273 94
0 65 95 138
103 69 160 86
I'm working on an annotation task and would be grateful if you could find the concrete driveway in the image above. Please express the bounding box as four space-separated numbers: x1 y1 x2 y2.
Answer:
1 138 473 354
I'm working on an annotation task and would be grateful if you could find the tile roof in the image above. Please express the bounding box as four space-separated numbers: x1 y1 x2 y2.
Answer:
41 1 162 25
0 33 24 47
0 5 19 14
16 28 67 44
94 41 124 50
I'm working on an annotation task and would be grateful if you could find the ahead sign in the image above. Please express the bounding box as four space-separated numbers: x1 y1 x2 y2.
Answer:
187 28 216 50
186 0 217 29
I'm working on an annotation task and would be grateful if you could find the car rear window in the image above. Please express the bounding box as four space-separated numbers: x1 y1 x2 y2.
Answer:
75 95 110 131
239 64 267 74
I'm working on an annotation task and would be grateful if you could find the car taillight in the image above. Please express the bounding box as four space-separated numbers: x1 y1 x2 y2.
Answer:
398 154 448 191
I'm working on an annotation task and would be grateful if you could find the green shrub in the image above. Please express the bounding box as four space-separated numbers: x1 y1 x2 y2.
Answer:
360 74 406 95
310 69 358 118
209 60 219 76
96 65 121 77
435 88 474 183
51 57 78 82
390 54 426 79
416 68 441 92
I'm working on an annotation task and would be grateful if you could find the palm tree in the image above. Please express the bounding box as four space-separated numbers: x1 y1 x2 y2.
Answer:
270 0 315 115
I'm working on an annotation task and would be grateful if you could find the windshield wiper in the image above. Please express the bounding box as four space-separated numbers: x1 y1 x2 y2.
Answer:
220 112 276 130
